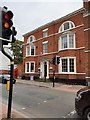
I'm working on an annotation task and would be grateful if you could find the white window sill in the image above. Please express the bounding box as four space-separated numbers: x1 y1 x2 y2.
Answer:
59 48 76 52
26 55 35 57
43 53 48 55
59 72 76 74
25 72 35 74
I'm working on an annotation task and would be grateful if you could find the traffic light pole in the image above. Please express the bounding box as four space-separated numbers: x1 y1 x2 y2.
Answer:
7 61 14 118
0 6 17 118
52 56 60 87
53 69 55 87
53 65 56 87
2 44 14 119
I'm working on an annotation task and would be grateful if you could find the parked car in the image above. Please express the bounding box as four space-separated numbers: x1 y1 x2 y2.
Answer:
75 86 90 119
0 74 16 84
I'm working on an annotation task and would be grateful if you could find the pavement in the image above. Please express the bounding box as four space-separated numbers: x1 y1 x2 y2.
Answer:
1 78 85 119
16 79 85 93
0 102 26 119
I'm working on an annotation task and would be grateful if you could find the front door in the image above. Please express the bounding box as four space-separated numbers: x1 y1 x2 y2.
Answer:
44 62 47 78
40 61 49 79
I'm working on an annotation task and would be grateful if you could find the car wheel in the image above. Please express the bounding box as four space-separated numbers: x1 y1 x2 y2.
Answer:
84 108 90 120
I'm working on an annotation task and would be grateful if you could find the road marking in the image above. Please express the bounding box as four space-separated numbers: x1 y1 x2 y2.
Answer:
62 110 76 118
43 100 47 103
22 107 26 110
38 103 40 104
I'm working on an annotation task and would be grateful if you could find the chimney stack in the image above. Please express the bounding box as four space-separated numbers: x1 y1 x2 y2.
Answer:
83 0 90 11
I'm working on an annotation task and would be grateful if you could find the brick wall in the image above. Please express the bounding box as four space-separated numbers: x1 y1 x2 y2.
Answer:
14 64 23 78
0 70 9 74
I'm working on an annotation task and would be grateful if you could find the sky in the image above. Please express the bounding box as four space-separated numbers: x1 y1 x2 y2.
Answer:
1 0 83 41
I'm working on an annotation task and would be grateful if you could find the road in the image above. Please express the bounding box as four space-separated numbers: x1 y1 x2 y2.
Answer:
1 83 81 118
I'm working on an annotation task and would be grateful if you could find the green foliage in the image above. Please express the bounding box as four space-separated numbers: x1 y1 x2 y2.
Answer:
10 40 23 64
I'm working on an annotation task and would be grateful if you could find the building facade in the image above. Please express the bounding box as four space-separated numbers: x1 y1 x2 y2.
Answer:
23 1 90 85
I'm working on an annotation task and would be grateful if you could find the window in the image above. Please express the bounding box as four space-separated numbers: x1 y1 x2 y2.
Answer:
61 35 67 49
31 63 34 72
69 58 74 72
28 35 35 43
62 59 68 72
59 21 75 33
43 29 48 37
69 34 74 48
31 46 34 55
26 46 30 56
26 45 35 56
43 42 48 54
26 63 29 73
59 33 75 50
60 57 76 73
64 22 69 30
30 36 33 42
25 62 35 73
26 35 36 56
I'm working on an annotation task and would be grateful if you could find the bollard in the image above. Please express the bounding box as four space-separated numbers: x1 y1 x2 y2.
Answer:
6 81 10 91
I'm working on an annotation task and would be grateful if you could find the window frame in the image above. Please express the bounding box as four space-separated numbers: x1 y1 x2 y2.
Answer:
26 62 29 73
62 58 68 72
25 61 35 73
59 21 75 33
26 45 35 57
43 28 48 38
27 35 35 43
58 32 75 51
26 35 36 57
59 57 76 74
42 41 48 54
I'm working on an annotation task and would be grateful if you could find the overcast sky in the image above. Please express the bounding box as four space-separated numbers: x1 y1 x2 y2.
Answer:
1 0 83 41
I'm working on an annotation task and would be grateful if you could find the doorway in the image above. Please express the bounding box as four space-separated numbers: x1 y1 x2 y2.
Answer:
40 61 49 79
44 62 47 78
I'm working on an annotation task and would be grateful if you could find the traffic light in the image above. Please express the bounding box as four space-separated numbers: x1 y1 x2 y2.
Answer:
12 27 17 43
52 56 60 65
52 56 56 65
56 56 60 64
2 8 13 45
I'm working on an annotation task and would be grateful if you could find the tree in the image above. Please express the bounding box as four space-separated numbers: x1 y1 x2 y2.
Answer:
10 40 23 64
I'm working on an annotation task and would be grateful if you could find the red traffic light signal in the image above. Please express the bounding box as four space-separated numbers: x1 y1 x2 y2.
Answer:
3 11 13 29
2 10 13 29
4 11 13 20
2 9 13 44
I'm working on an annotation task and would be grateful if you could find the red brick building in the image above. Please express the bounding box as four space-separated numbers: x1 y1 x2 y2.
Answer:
13 64 23 79
23 1 90 85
